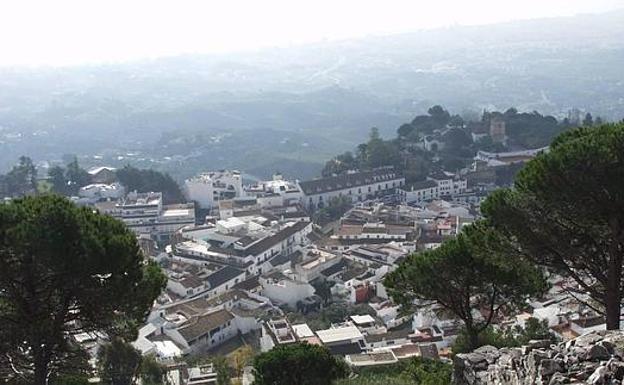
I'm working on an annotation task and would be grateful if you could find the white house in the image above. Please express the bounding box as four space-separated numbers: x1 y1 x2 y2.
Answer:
95 191 195 242
299 168 405 211
259 271 315 308
245 174 304 208
427 171 467 197
185 170 244 209
399 180 439 204
79 183 125 201
316 325 366 356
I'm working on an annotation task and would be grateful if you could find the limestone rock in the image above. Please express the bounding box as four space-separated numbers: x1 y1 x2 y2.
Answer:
453 331 624 385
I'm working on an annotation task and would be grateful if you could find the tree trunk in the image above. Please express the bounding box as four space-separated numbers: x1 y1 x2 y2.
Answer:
606 219 623 330
606 252 622 330
465 325 480 351
33 350 49 385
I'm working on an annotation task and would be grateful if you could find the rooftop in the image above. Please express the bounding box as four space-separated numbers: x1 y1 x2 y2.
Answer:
346 351 398 366
177 309 234 342
292 323 315 338
244 220 310 256
87 166 116 175
316 326 364 344
299 169 402 195
205 265 244 289
404 180 438 191
350 315 376 326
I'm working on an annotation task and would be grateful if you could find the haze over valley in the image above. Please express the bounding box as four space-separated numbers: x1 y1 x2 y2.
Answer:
1 9 623 179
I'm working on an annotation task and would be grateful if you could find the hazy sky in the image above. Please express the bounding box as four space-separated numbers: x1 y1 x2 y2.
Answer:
0 0 621 67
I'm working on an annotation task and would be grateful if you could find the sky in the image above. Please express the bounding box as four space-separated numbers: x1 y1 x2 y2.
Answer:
0 0 622 67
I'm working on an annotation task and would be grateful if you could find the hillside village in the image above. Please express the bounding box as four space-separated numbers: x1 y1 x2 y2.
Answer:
1 104 616 385
2 4 624 385
45 121 611 385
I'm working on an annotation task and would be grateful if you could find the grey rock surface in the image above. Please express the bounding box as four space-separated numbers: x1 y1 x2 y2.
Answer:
454 331 624 385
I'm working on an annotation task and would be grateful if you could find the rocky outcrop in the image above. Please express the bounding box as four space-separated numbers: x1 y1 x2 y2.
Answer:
453 331 624 385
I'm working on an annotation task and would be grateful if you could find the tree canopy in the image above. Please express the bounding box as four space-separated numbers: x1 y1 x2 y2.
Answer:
321 105 590 187
47 157 91 196
384 221 545 350
97 338 142 385
116 165 185 204
0 195 167 385
252 343 348 385
482 122 624 330
312 195 352 225
1 156 38 197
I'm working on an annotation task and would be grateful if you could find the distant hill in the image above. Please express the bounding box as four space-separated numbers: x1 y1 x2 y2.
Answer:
0 10 622 179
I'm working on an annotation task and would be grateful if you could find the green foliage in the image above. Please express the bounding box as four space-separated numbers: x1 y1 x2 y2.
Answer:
48 165 69 195
252 343 348 385
335 358 452 385
384 221 546 351
405 105 452 136
1 156 38 197
65 157 92 195
313 195 352 224
98 340 169 385
404 357 452 385
323 105 584 188
287 302 375 331
442 128 472 151
97 338 142 385
452 318 558 353
481 122 624 330
365 128 401 169
116 165 185 204
47 157 91 196
0 195 167 385
212 356 231 385
496 109 563 149
452 327 509 354
312 279 334 305
321 128 402 179
514 317 559 345
51 375 91 385
473 135 506 153
139 355 168 385
322 151 358 177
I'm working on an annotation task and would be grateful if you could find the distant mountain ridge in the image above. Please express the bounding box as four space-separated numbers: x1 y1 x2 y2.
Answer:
0 10 622 178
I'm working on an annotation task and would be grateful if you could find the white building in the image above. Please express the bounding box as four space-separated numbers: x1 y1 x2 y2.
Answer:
333 223 413 244
147 289 272 356
398 180 439 204
259 271 316 308
79 183 125 201
185 170 244 209
316 325 366 356
427 171 467 197
96 191 195 242
299 168 405 211
245 174 304 208
293 247 342 282
173 220 313 276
